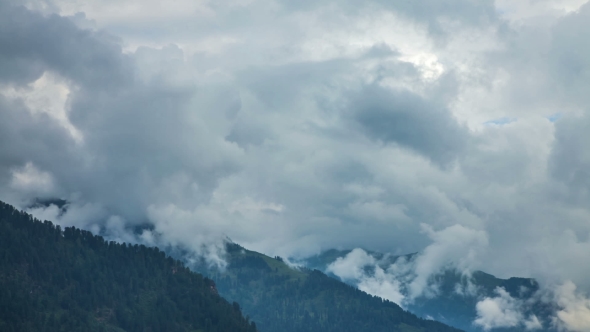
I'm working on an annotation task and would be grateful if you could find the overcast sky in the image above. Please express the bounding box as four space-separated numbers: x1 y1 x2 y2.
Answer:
2 0 590 329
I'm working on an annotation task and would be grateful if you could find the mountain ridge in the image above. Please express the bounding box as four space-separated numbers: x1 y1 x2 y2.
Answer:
0 200 257 332
0 199 464 332
189 242 464 332
298 248 556 332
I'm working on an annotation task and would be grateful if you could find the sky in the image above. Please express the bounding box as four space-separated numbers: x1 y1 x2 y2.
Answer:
2 0 590 330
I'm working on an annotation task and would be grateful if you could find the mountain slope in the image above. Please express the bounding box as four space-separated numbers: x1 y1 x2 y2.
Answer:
0 201 257 332
300 249 555 332
193 243 463 332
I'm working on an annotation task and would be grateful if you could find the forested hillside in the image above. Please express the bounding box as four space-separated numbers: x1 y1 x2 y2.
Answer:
301 249 556 332
197 243 463 332
0 201 257 332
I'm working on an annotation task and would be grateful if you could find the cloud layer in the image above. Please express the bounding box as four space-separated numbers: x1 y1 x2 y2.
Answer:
2 0 590 330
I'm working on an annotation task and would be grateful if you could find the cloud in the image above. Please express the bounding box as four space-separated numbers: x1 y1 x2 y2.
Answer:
474 288 523 330
525 315 543 331
326 224 487 305
356 268 406 306
10 162 55 195
326 248 406 305
349 84 469 166
0 2 243 261
408 224 488 299
327 248 377 281
473 285 547 331
554 281 590 332
3 2 590 330
550 113 590 199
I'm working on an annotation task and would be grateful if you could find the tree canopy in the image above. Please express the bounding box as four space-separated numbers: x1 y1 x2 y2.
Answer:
0 201 257 332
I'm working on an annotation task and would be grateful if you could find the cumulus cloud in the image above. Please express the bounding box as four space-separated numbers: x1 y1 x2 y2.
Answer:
554 281 590 332
327 248 406 305
326 224 487 306
474 287 542 330
327 248 377 281
409 224 488 298
474 288 523 330
10 162 55 195
0 2 242 264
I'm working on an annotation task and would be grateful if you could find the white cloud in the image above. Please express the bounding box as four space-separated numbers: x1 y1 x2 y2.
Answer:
0 72 82 143
408 224 488 299
554 281 590 332
525 315 543 330
327 248 377 281
357 266 406 306
10 162 55 196
326 223 487 306
474 287 545 331
474 287 523 330
495 0 588 23
327 248 406 305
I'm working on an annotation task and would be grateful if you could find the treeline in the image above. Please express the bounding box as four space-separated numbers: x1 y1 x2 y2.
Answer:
200 243 463 332
0 201 257 332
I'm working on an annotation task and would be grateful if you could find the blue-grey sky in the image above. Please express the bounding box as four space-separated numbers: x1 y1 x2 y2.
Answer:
2 0 590 330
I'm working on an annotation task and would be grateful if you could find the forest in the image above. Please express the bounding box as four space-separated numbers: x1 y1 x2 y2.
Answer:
301 249 555 332
0 201 257 332
197 243 463 332
0 199 464 332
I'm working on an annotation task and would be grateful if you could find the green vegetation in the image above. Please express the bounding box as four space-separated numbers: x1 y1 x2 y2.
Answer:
301 250 554 332
408 270 552 332
0 201 257 332
197 243 463 332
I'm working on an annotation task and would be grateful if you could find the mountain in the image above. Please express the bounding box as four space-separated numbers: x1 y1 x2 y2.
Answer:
299 249 556 332
190 243 463 332
0 201 257 332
